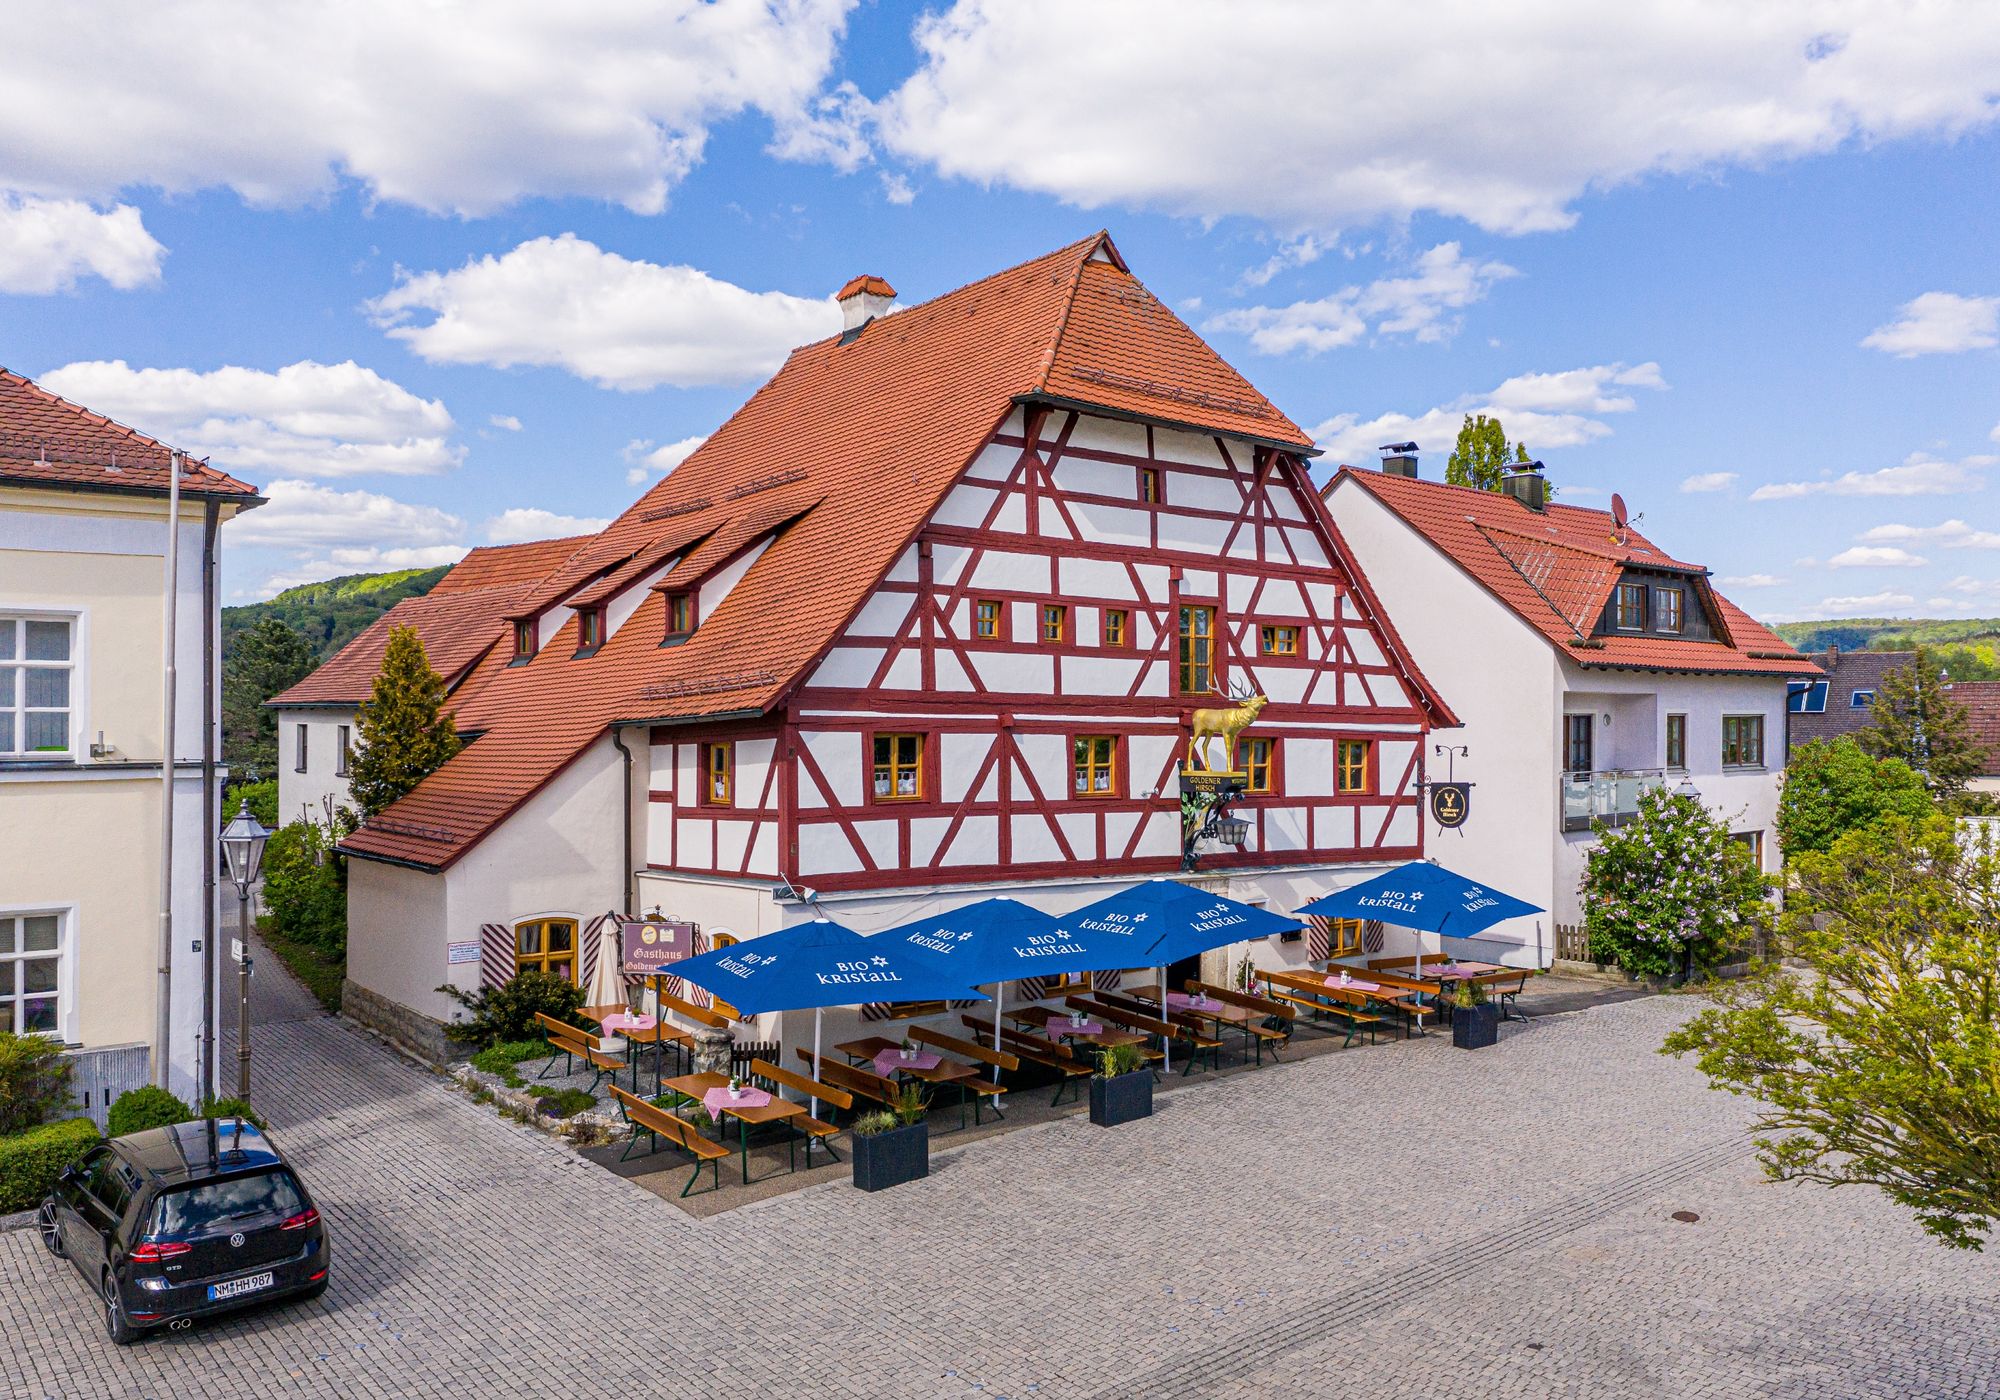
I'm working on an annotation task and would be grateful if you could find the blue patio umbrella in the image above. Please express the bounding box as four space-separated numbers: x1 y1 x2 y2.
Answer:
871 896 1147 1078
1298 861 1543 1023
1065 879 1304 1070
673 917 987 1109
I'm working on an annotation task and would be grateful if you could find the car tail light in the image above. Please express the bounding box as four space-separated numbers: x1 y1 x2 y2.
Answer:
280 1207 320 1231
308 1268 327 1282
129 1240 192 1262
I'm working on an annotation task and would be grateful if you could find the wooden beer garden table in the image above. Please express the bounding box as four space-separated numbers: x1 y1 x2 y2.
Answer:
660 1071 806 1185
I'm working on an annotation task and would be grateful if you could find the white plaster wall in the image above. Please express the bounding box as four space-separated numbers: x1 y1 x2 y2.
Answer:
274 707 357 824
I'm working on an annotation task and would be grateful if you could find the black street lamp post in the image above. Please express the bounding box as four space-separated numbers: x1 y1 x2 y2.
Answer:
219 800 271 1100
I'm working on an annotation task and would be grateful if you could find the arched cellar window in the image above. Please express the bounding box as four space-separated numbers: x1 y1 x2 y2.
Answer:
516 917 579 983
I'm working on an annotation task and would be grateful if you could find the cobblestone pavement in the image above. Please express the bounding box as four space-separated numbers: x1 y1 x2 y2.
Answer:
5 952 1997 1400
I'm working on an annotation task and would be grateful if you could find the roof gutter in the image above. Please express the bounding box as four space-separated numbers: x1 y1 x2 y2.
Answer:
0 473 265 510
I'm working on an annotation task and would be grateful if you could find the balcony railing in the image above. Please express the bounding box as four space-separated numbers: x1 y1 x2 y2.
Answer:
1560 768 1665 832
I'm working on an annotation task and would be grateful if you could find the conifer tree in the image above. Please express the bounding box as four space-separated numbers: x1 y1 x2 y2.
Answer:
1856 646 1992 801
1444 413 1535 491
348 626 461 818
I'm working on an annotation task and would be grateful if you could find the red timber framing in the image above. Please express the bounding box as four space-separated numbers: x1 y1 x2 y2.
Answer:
643 406 1439 895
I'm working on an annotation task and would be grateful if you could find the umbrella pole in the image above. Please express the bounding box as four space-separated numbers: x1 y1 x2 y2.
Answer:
991 982 1005 1085
1160 965 1171 1074
810 1007 823 1120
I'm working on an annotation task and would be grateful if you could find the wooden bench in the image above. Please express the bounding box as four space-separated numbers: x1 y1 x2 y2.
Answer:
654 989 732 1030
912 1027 1015 1122
608 1085 728 1195
1088 990 1225 1074
967 1015 1092 1105
795 1049 902 1114
749 1058 850 1163
1368 954 1450 971
1257 971 1387 1048
1186 980 1293 1063
533 1012 627 1088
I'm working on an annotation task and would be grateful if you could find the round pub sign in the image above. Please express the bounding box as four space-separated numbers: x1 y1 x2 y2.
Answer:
1429 781 1471 829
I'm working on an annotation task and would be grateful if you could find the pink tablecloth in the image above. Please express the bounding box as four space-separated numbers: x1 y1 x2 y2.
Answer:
600 1013 657 1034
702 1085 771 1118
1166 993 1224 1013
873 1049 941 1077
1045 1018 1102 1039
1323 975 1381 993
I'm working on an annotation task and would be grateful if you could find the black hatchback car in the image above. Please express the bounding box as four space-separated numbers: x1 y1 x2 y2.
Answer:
37 1117 330 1343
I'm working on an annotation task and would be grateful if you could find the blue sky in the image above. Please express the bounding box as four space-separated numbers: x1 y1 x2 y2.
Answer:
2 2 1997 618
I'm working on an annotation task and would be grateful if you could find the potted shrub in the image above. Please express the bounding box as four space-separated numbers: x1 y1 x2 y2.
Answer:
1450 979 1500 1050
851 1084 930 1192
1088 1041 1153 1127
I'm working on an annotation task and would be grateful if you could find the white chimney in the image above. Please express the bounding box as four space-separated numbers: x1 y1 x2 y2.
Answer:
836 275 896 334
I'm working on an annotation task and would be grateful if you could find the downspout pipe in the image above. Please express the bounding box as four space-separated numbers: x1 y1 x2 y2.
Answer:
200 500 220 1100
154 453 183 1089
611 726 636 917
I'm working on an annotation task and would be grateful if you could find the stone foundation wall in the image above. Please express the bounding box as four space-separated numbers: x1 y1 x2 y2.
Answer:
342 980 476 1066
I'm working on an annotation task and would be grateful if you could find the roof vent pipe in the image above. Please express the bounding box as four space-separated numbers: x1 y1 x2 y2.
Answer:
836 275 896 337
1378 442 1419 478
1501 460 1547 512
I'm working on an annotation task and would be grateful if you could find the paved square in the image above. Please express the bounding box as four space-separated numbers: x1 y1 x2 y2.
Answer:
4 957 1996 1399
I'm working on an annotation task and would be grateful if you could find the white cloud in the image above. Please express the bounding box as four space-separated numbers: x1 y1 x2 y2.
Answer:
1207 243 1517 353
879 171 917 205
226 479 463 551
1749 452 1989 501
1680 471 1738 494
1238 235 1327 290
1312 362 1665 463
1857 519 2000 549
36 359 458 477
623 433 709 486
488 414 522 432
369 235 837 391
872 2 2000 235
481 508 611 545
0 2 857 217
1861 292 2000 356
1828 545 1927 568
1811 591 1917 613
0 194 163 293
1942 575 2000 599
1719 574 1786 588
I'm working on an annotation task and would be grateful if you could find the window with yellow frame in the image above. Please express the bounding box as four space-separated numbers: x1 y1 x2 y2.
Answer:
1178 604 1214 692
1324 917 1365 958
1103 608 1128 647
1337 738 1372 793
1073 735 1118 796
705 932 741 1019
1042 603 1067 644
514 918 578 983
975 599 1003 639
872 733 923 799
702 742 733 805
1259 624 1298 656
1246 737 1277 793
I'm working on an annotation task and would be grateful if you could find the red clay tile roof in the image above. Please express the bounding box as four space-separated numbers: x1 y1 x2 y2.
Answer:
1337 467 1816 677
269 538 583 709
836 275 896 300
1950 680 2000 775
341 232 1344 870
0 367 259 501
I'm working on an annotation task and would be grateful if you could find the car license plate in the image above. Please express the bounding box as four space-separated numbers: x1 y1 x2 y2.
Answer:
207 1271 275 1301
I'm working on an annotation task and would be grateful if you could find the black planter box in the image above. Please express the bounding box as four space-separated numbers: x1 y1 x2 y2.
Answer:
1452 1001 1501 1049
1089 1069 1154 1126
852 1121 928 1191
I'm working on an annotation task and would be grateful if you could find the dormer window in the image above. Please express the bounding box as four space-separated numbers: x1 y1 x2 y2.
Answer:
576 607 604 656
1615 583 1647 631
512 618 537 663
664 591 697 643
1655 587 1683 635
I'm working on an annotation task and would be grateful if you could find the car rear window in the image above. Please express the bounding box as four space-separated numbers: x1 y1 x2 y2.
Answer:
150 1171 305 1238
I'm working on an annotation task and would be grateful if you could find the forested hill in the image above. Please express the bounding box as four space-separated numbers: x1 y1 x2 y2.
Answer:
1773 617 2000 680
224 566 450 664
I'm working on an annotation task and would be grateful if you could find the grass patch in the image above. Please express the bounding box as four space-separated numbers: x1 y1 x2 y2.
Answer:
526 1086 596 1119
255 916 345 1013
472 1039 545 1088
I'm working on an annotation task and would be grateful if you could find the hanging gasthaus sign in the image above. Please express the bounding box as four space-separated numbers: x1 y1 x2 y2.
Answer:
621 919 696 975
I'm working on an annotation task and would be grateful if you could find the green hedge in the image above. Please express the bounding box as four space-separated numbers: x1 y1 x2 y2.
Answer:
0 1117 100 1213
106 1086 194 1138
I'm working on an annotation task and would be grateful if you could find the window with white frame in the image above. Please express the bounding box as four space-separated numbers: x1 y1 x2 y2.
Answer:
0 911 63 1035
0 615 74 758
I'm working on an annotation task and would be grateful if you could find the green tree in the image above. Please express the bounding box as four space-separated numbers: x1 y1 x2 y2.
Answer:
348 626 461 818
1444 412 1533 491
1777 737 1935 859
1581 785 1772 979
221 617 315 779
1857 646 1993 802
262 809 355 955
1663 815 2000 1250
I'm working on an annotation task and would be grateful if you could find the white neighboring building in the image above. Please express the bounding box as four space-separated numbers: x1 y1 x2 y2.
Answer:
0 367 261 1110
1324 453 1818 959
266 535 587 825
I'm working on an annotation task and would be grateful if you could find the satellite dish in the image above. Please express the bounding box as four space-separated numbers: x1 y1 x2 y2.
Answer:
1611 492 1629 530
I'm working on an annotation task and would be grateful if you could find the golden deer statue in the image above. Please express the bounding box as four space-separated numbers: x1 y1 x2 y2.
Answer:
1187 683 1268 773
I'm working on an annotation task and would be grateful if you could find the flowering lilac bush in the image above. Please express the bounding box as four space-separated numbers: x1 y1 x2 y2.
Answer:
1581 786 1772 979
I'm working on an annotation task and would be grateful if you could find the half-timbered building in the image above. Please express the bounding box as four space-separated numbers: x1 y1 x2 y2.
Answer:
336 234 1453 1061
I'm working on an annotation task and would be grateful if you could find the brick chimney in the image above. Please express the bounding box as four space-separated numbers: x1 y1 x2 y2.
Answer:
836 275 896 335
